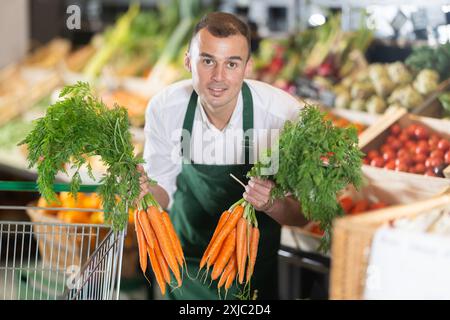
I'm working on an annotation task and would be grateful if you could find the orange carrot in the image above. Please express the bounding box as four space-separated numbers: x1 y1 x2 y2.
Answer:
137 210 155 249
207 205 244 267
161 211 184 268
236 217 248 284
147 246 166 295
147 206 182 287
200 210 230 270
225 259 237 291
211 228 236 280
218 253 236 289
153 232 171 284
134 210 147 273
246 226 260 284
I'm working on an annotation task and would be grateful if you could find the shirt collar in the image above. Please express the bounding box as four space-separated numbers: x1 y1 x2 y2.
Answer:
197 90 243 132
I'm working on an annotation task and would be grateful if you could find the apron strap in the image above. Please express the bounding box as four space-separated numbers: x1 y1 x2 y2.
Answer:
241 82 253 165
181 82 254 164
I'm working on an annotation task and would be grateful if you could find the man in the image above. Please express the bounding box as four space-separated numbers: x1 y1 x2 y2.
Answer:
139 12 307 300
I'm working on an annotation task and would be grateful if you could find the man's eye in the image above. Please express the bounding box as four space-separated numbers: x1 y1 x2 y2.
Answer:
203 58 214 65
228 62 237 69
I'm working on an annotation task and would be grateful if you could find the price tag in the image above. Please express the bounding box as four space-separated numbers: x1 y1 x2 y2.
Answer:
411 8 429 31
426 6 447 27
391 10 408 32
364 227 450 300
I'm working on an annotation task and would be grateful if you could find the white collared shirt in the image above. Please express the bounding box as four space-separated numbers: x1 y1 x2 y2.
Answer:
143 79 303 207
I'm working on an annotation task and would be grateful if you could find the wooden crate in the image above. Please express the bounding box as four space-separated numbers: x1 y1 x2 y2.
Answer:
412 78 450 118
281 166 450 254
330 190 450 299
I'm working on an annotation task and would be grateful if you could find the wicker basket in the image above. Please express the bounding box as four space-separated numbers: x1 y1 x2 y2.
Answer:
330 190 450 299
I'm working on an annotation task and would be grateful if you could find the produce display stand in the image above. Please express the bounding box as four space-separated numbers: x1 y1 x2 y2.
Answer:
411 78 450 119
0 65 62 127
330 189 450 299
281 164 450 254
0 181 125 300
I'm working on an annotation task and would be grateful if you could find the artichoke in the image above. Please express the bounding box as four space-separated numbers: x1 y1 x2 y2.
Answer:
387 62 413 85
366 95 387 114
413 69 439 95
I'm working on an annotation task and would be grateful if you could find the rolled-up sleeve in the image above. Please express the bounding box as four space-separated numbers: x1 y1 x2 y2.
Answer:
143 95 180 208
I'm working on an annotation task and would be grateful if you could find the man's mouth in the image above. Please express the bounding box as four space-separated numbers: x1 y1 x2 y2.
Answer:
208 87 227 96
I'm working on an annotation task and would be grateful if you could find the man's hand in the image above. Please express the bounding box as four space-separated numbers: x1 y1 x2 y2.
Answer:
243 177 276 213
136 164 151 205
136 164 170 210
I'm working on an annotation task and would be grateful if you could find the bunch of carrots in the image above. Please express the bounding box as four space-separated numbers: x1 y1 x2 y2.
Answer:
199 198 260 299
134 193 185 295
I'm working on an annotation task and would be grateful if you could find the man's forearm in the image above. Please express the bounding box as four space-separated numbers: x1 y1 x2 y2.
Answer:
264 196 307 227
148 184 170 210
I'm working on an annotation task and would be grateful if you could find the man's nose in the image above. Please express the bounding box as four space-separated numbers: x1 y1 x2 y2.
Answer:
211 63 225 82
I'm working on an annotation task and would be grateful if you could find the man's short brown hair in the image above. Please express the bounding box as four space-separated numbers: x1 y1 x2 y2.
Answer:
189 12 252 60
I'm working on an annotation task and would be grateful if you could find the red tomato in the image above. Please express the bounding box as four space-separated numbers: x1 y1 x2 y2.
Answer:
431 157 444 167
430 133 441 141
408 167 417 174
405 140 416 149
428 136 440 149
310 223 324 236
413 153 427 164
397 153 413 166
395 162 409 172
371 157 385 168
350 200 369 215
363 157 370 165
386 136 396 144
384 160 396 170
406 124 418 138
415 144 429 156
406 141 418 154
425 157 432 168
367 150 380 160
382 150 396 162
397 148 410 158
320 155 330 165
425 169 437 177
426 157 444 168
339 196 354 213
390 138 402 151
415 163 426 174
369 202 387 210
437 139 450 152
445 151 450 165
430 150 444 160
414 126 429 140
380 144 394 154
398 132 409 143
390 124 401 136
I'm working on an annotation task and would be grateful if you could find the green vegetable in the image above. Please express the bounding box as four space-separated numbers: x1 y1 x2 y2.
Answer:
439 92 450 117
248 105 364 251
19 82 150 230
83 3 140 78
406 43 450 80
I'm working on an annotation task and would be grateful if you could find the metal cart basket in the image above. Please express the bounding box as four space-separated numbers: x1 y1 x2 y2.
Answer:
0 181 125 300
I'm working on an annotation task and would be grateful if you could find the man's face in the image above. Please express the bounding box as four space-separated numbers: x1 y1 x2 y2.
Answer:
185 28 252 111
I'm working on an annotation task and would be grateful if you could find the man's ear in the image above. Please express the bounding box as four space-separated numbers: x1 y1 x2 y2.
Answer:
184 51 192 73
244 56 253 78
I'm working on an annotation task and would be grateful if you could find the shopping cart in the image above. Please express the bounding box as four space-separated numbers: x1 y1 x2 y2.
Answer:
0 181 126 300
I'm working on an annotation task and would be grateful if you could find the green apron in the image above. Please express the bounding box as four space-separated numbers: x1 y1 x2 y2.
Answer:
168 82 281 300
